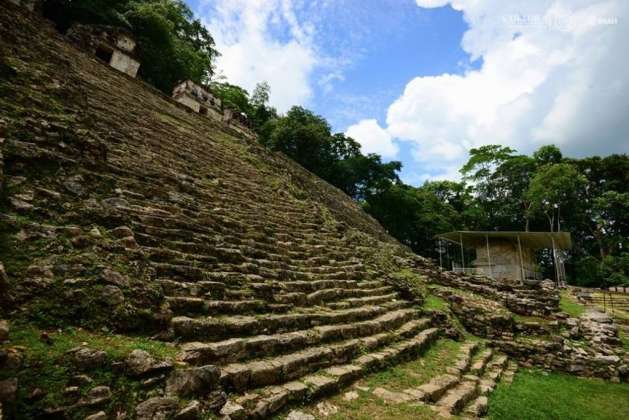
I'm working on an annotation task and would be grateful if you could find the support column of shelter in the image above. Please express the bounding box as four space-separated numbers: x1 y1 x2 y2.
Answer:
459 233 465 274
485 234 493 279
517 235 525 282
551 236 559 286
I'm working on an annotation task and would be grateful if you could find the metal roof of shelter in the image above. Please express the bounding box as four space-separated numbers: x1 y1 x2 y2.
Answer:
435 231 572 250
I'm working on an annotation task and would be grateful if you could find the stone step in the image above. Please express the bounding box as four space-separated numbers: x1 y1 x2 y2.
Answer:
325 293 399 310
501 360 518 385
150 262 211 281
463 395 489 418
166 296 293 316
218 319 433 391
172 305 392 341
179 310 427 366
447 341 480 376
435 380 479 415
157 279 226 299
469 349 494 376
299 287 394 306
382 300 415 311
416 374 460 403
221 328 441 418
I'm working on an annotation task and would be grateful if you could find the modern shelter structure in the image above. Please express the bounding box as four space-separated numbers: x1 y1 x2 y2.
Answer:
435 231 571 285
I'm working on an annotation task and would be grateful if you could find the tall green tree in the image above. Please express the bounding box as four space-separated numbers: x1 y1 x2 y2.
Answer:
525 163 586 232
364 184 460 255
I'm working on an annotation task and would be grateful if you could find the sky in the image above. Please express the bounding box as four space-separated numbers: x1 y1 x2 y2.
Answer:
186 0 629 185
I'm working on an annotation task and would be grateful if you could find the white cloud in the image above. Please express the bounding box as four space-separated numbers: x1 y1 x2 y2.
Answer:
362 0 629 181
415 0 451 8
202 0 317 112
345 119 399 158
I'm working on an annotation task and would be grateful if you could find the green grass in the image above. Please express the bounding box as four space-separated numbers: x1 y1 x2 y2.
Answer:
560 291 586 318
423 294 449 312
7 322 178 363
2 322 179 416
619 329 629 351
489 369 629 420
363 339 462 390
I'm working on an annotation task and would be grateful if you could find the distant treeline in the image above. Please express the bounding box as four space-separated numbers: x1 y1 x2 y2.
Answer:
43 0 628 288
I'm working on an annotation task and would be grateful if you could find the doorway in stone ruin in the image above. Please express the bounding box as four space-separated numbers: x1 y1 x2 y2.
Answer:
95 45 114 64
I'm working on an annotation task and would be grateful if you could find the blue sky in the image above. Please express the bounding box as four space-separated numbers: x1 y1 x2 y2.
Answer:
186 0 629 185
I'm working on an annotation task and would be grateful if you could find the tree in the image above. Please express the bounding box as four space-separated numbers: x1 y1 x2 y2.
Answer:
249 82 277 133
210 81 252 115
460 145 516 182
260 106 332 174
251 82 271 108
533 145 563 166
591 191 629 259
460 146 538 231
525 163 586 232
364 184 460 256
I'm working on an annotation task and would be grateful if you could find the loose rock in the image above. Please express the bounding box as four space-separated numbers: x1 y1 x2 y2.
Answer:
78 386 111 406
125 349 173 377
316 401 338 417
287 410 315 420
67 347 107 370
174 400 201 420
165 365 220 397
101 268 130 288
135 397 178 420
343 391 359 401
85 411 107 420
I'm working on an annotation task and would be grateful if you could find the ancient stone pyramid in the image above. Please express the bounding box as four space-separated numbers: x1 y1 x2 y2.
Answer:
0 2 445 417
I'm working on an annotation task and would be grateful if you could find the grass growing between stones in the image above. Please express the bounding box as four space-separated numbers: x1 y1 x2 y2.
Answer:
559 291 586 318
488 369 629 420
423 294 449 312
7 322 179 361
619 329 629 351
2 322 179 416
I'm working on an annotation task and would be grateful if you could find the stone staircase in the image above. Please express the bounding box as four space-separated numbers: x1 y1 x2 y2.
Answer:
0 3 448 417
367 341 517 419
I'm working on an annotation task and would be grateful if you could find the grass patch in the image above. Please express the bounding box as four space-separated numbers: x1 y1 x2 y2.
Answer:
512 313 550 323
560 291 586 318
488 369 629 420
364 339 462 390
7 322 178 362
619 329 629 351
3 322 178 417
423 294 449 312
